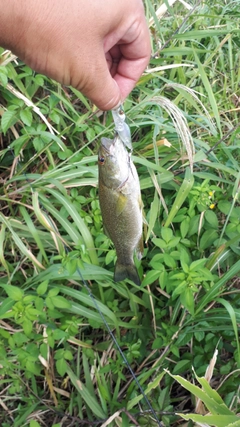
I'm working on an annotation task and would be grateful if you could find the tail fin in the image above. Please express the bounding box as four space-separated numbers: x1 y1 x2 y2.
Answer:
114 261 141 286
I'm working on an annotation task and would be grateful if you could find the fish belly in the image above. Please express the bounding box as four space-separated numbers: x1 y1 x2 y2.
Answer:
99 184 143 285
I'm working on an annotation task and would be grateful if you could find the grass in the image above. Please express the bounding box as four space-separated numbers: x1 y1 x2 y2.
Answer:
0 0 240 426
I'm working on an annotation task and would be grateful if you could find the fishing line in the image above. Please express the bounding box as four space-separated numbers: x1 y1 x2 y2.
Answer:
9 147 163 427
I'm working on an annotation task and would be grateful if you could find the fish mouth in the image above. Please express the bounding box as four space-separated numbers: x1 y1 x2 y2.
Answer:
100 137 117 153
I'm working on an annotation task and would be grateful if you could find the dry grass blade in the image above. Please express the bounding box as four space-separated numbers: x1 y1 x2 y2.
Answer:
0 397 14 422
168 83 215 132
146 63 194 73
148 0 190 27
195 348 218 415
5 83 62 137
0 57 66 146
100 410 122 427
150 95 195 171
0 213 45 270
0 50 17 66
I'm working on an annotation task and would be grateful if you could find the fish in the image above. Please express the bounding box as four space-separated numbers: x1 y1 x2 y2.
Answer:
98 136 143 286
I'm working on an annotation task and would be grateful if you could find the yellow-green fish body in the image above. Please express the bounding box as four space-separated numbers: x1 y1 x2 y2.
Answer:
98 136 143 286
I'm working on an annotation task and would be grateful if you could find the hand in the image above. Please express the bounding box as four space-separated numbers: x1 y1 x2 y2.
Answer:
0 0 151 110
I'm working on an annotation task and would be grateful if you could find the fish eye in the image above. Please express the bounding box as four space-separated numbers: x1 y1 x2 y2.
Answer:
98 156 105 165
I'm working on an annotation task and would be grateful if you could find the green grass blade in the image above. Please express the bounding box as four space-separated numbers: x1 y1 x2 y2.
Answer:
38 194 83 245
46 188 99 265
217 298 240 366
66 365 106 419
19 206 49 263
166 370 233 415
164 167 194 227
60 285 120 335
194 51 221 134
178 414 240 427
0 213 45 270
196 260 240 314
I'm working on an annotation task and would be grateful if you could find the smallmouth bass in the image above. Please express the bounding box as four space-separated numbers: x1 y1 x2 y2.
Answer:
98 136 143 286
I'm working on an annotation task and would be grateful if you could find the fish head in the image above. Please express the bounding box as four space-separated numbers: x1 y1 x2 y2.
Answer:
98 136 130 188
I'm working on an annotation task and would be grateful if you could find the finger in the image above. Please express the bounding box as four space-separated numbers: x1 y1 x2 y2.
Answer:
75 47 122 111
105 49 121 77
113 56 149 100
105 16 151 101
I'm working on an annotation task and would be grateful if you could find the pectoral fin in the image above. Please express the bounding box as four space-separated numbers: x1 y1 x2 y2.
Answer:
116 193 128 216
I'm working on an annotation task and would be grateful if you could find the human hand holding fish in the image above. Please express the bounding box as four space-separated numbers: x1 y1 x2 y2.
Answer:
0 0 151 110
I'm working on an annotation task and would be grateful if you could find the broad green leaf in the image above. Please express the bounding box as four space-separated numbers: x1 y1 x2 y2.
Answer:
190 258 207 271
218 200 232 215
0 284 24 301
37 280 49 296
0 297 15 318
20 108 33 126
163 253 176 268
166 370 233 415
30 420 41 427
31 263 112 283
1 109 17 134
56 358 67 376
199 229 218 250
205 210 219 229
50 295 71 309
0 70 8 86
141 270 161 287
161 227 173 242
180 287 194 315
178 414 240 427
180 217 190 238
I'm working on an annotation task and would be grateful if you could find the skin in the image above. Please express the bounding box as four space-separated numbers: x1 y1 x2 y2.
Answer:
0 0 151 110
